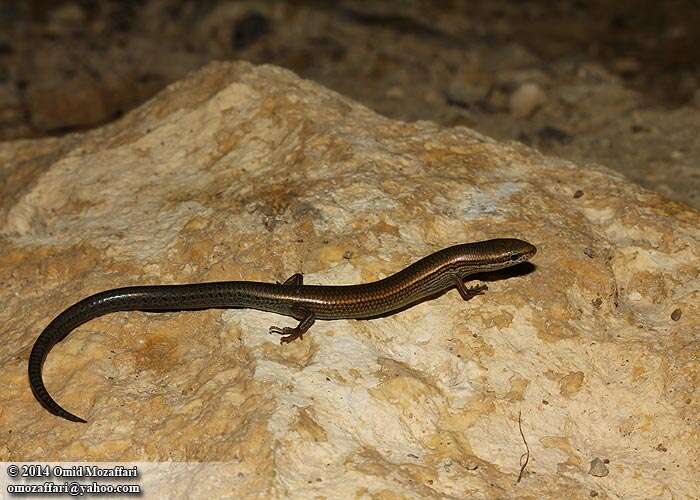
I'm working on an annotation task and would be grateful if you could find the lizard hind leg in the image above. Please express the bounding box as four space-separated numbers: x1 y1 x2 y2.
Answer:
269 308 315 344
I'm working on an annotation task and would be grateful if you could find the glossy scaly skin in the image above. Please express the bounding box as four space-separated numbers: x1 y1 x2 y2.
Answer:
29 238 536 423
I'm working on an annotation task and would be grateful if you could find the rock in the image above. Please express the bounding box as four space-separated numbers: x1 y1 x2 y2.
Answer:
444 78 488 108
0 61 698 499
611 57 641 76
509 82 546 118
588 457 609 477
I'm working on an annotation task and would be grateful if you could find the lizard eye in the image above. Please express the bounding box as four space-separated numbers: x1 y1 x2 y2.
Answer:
510 253 520 261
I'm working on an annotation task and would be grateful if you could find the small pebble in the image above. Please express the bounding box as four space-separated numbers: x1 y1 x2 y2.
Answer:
588 457 609 477
574 190 584 198
509 82 546 118
444 80 486 107
386 86 405 99
612 57 641 75
671 308 682 321
670 150 684 160
583 247 596 258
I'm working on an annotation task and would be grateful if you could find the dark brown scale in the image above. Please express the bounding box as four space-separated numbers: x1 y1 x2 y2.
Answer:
28 238 536 422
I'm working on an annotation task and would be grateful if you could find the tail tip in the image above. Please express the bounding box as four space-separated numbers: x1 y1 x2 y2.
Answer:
64 412 88 424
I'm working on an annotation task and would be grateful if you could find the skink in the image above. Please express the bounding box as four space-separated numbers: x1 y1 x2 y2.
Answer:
29 238 536 423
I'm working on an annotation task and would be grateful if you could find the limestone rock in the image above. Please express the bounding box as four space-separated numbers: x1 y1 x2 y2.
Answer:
1 61 698 499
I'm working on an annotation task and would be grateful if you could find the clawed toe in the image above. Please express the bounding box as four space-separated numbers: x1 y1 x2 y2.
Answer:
267 309 314 345
269 325 302 344
280 330 302 344
269 326 284 335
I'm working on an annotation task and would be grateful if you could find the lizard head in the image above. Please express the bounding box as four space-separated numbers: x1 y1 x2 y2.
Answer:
451 238 537 275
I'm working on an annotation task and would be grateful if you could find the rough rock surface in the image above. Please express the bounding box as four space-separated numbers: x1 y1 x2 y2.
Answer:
1 62 698 499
